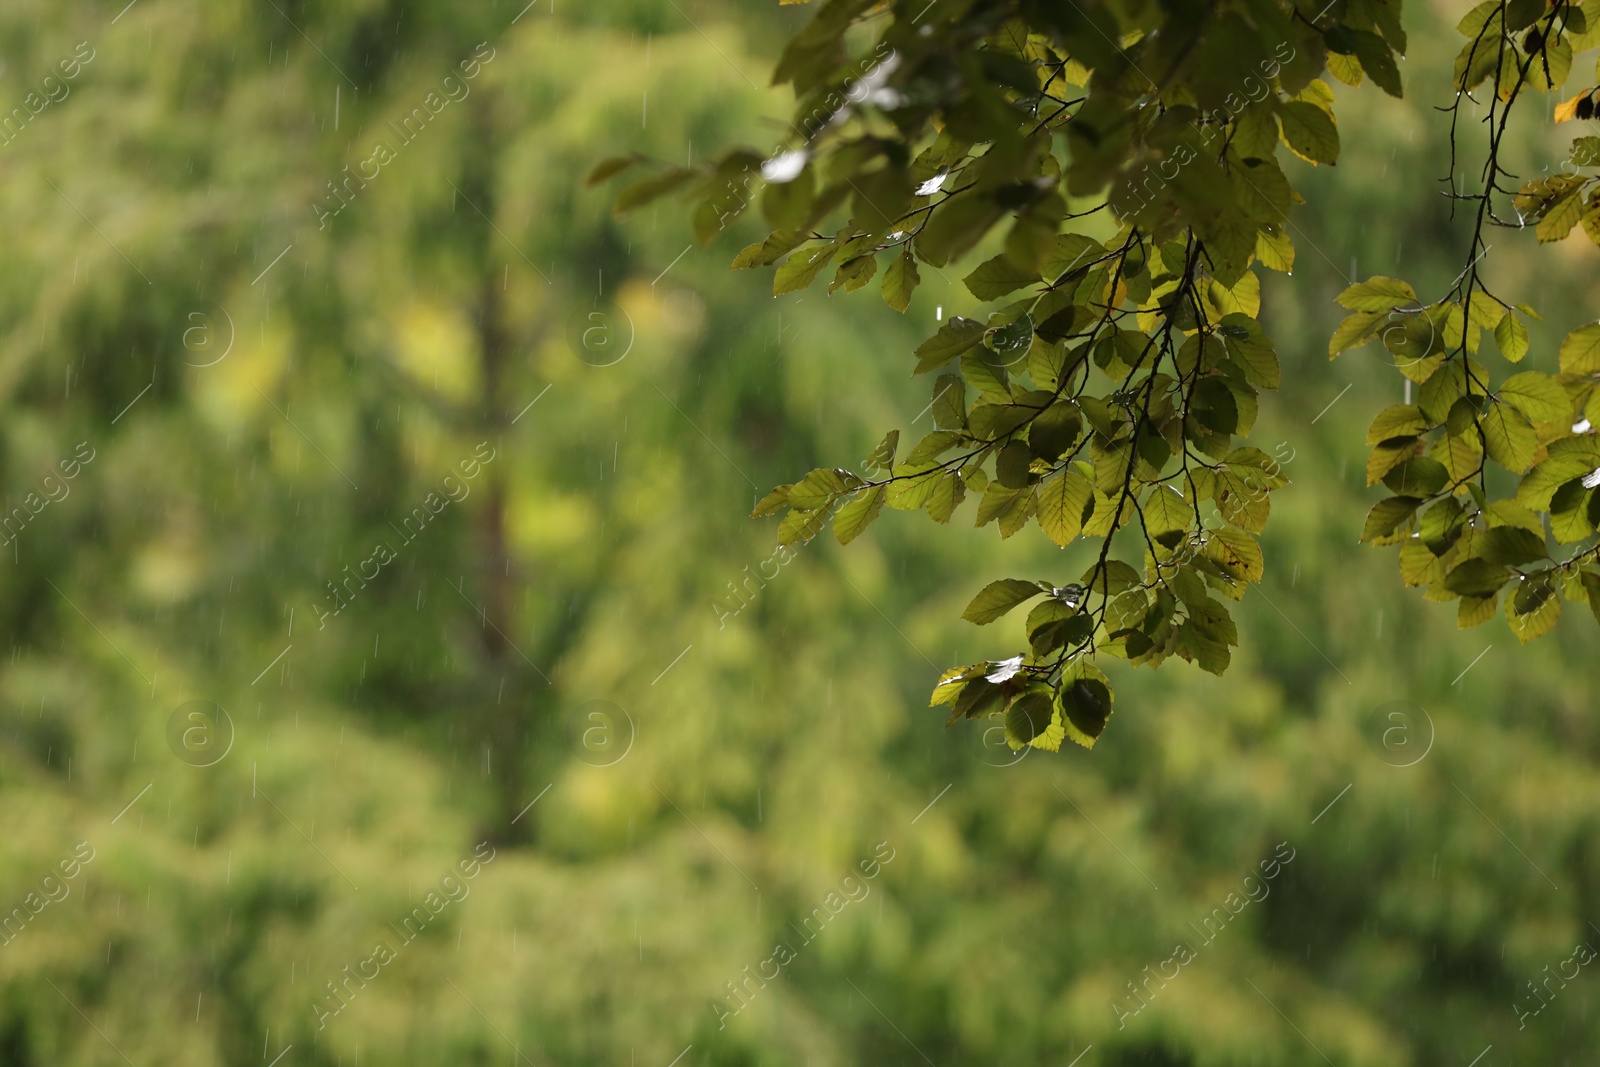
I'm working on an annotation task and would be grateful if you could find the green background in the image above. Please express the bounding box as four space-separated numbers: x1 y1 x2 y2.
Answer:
0 0 1596 1063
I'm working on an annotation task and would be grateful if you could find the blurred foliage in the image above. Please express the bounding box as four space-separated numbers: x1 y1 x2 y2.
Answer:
0 1 1595 1065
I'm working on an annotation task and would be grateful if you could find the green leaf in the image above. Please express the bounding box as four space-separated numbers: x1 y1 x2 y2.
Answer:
732 230 807 269
930 663 985 708
1005 689 1055 749
1083 559 1143 597
1058 663 1114 749
1367 404 1431 445
1499 372 1569 423
778 506 830 547
830 254 878 294
1276 100 1340 165
905 430 962 466
913 317 986 373
1062 675 1113 751
1329 311 1387 356
1383 457 1449 497
987 313 1034 364
863 430 899 474
1560 323 1600 375
1482 403 1540 473
1192 378 1240 435
1477 526 1549 565
1035 470 1094 547
1042 233 1104 283
789 467 862 511
833 486 887 545
1029 401 1082 460
925 471 967 523
1027 599 1092 658
1455 37 1504 92
882 249 921 312
1457 0 1501 37
1538 186 1587 243
1142 483 1191 538
1337 276 1418 312
1505 0 1545 30
886 464 945 510
995 440 1035 489
586 155 637 186
962 348 1011 404
1445 558 1512 597
1464 292 1506 330
916 194 1003 267
1494 312 1529 361
613 169 696 214
1361 496 1423 543
964 254 1040 301
1459 593 1498 628
774 240 840 296
1349 28 1403 97
1485 499 1542 535
1203 527 1265 585
751 484 791 518
932 375 967 429
962 579 1048 625
1219 313 1279 389
1518 439 1600 509
952 676 1006 721
1178 596 1236 675
1400 541 1445 587
1583 571 1600 625
1421 497 1466 555
1368 439 1418 486
1550 479 1595 542
1506 579 1562 643
736 230 812 268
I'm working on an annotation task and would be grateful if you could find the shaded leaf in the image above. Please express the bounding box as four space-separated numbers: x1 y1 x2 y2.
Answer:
963 579 1048 624
1058 663 1114 749
1361 496 1423 543
1445 558 1512 597
1367 404 1431 445
883 248 921 312
965 254 1040 301
1337 276 1418 312
1560 323 1600 375
1499 371 1570 423
751 484 791 518
913 317 986 373
833 486 887 544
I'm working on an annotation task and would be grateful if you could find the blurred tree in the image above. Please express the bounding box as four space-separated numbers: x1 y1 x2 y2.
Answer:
0 1 1597 1066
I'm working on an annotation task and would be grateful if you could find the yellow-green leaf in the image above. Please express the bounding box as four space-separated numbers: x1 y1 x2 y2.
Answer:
1482 403 1540 472
1277 100 1340 165
882 248 920 312
962 579 1047 625
774 241 840 295
1506 581 1562 643
1361 496 1423 543
1337 276 1418 312
1494 313 1530 362
1036 470 1094 546
833 486 886 545
1367 403 1431 445
1499 371 1570 423
1329 310 1386 356
1560 323 1600 375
